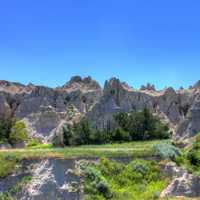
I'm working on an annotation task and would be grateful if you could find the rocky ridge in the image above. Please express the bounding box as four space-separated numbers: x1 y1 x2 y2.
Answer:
0 76 200 143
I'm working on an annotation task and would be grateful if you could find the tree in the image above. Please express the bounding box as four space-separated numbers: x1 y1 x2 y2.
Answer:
114 112 129 131
71 118 93 145
9 121 28 144
0 116 14 143
114 108 170 141
62 123 73 146
112 128 131 142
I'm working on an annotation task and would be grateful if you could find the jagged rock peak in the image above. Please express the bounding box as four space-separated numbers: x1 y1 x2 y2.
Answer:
164 87 176 94
0 80 28 93
140 83 156 91
104 77 133 92
69 75 82 83
62 76 101 91
0 80 25 87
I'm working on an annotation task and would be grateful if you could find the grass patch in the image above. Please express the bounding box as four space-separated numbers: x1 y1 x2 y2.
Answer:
26 143 53 149
0 155 17 178
0 140 170 160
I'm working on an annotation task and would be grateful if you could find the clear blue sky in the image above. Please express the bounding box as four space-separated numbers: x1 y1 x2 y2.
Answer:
0 0 200 89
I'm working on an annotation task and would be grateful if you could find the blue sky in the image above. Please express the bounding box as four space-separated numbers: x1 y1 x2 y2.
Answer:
0 0 200 89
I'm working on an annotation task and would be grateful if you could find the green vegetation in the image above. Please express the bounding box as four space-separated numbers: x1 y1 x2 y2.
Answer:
59 108 170 146
26 138 42 148
0 116 14 144
159 133 200 176
9 121 28 145
0 155 17 178
81 157 169 200
188 134 200 167
114 108 170 141
153 143 181 161
0 140 169 160
184 133 200 175
0 116 28 146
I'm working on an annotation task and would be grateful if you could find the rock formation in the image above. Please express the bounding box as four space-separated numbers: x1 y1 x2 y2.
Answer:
160 162 200 198
0 76 200 142
0 159 83 200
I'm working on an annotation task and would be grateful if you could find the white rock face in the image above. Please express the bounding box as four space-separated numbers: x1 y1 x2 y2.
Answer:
0 77 200 142
23 160 55 198
160 162 200 198
176 94 200 140
21 159 82 200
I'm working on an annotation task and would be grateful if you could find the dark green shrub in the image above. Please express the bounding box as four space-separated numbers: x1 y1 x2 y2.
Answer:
111 128 131 142
96 181 110 198
187 134 200 167
0 116 14 143
89 129 111 145
188 150 200 166
62 123 73 146
70 119 92 145
82 161 111 199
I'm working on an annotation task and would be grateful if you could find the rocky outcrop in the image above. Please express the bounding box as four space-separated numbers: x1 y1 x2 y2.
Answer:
87 78 189 134
160 162 200 198
0 76 102 142
21 159 82 200
176 94 200 141
0 159 83 200
0 76 200 142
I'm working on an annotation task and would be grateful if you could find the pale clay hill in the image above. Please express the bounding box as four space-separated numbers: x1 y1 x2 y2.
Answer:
0 76 200 144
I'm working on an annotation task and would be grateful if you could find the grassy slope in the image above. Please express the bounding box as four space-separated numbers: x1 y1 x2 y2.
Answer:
0 140 170 159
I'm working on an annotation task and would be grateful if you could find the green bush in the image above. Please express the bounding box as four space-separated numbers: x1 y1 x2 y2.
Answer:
112 128 131 142
187 133 200 167
81 161 111 199
0 116 14 143
0 192 14 200
62 123 73 146
188 150 200 166
9 121 28 144
26 138 41 147
70 119 92 145
153 143 181 161
82 158 167 200
0 155 17 178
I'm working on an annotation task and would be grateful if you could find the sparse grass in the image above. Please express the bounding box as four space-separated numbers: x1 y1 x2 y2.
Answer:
0 140 170 160
79 140 168 149
26 143 53 149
